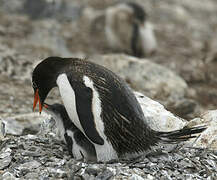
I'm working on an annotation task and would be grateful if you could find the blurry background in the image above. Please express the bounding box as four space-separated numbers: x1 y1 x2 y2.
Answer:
0 0 217 120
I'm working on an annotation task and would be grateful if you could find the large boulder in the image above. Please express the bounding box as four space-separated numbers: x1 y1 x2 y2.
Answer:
90 54 188 103
135 91 187 131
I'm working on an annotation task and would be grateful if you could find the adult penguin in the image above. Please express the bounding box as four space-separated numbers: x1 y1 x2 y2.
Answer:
32 57 205 162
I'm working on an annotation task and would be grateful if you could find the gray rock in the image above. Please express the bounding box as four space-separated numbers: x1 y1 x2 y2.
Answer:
24 172 40 179
28 19 73 57
129 174 145 180
0 118 6 139
0 0 81 21
85 165 101 176
2 113 49 136
0 147 12 159
95 169 114 180
0 156 12 170
16 160 41 170
89 54 188 103
188 110 217 150
3 118 24 136
1 171 18 180
47 167 67 178
0 147 12 170
135 91 187 131
167 98 199 119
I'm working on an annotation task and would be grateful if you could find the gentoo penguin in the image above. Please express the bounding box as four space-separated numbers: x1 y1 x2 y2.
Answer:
43 103 97 162
105 2 157 57
32 57 206 162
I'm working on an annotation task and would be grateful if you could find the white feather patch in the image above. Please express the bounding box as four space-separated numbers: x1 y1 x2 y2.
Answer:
83 75 118 162
139 22 157 55
66 130 83 160
83 76 104 136
56 74 84 134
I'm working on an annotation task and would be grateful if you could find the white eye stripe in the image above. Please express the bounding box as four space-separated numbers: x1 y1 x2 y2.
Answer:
83 75 94 89
82 75 118 161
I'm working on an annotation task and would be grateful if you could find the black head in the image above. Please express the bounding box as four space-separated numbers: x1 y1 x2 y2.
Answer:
127 2 146 23
126 2 147 57
44 103 74 129
44 103 66 116
32 56 71 113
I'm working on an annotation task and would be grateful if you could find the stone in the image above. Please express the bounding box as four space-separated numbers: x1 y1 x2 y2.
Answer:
95 169 114 180
129 174 144 180
0 118 6 140
2 112 49 136
85 165 101 176
0 156 12 170
135 91 187 131
17 160 41 170
47 167 67 178
89 54 188 103
0 147 12 170
187 110 217 150
1 172 18 180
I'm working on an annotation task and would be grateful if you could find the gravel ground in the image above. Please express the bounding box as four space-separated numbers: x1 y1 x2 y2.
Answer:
0 130 217 179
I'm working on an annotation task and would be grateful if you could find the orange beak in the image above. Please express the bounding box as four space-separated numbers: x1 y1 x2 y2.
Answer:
33 89 43 113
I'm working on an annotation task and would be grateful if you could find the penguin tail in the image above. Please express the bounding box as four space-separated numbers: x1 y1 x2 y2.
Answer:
156 125 206 143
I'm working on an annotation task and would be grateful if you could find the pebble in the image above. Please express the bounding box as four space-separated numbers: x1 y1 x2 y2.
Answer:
0 156 12 170
129 174 144 180
95 169 114 180
2 172 18 180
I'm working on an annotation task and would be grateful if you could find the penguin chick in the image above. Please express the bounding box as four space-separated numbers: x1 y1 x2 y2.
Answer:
44 103 97 162
105 2 157 57
32 57 206 162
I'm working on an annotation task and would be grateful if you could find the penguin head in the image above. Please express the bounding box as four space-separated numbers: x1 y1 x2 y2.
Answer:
32 57 70 113
43 103 65 119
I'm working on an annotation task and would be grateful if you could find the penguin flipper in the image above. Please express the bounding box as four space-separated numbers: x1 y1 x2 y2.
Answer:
73 83 104 145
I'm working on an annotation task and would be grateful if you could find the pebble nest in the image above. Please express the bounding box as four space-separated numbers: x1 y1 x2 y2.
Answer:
0 131 216 179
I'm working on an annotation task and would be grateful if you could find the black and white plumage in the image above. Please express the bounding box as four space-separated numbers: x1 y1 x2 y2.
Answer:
105 2 157 57
32 57 206 162
44 103 96 162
